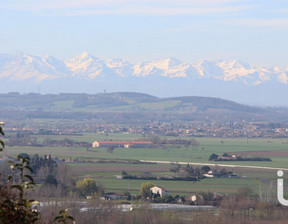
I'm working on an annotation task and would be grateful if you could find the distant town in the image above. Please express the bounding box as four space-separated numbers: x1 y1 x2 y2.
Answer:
5 120 288 139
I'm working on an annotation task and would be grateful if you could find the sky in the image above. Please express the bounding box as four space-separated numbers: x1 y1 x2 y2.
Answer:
1 0 288 66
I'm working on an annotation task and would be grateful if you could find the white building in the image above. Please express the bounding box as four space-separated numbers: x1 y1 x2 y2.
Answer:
150 186 168 197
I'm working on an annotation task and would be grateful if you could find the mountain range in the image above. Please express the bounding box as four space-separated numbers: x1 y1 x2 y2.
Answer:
0 52 287 106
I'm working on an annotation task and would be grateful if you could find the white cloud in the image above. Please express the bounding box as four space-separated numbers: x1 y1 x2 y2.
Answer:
0 0 250 16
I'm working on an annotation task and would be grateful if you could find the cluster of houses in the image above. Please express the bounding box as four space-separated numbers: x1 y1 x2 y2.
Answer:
100 185 169 201
203 170 239 178
100 184 223 206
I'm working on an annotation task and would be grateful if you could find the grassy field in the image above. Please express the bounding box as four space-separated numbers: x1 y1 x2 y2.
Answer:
92 177 260 195
2 134 287 195
68 161 265 195
4 135 288 168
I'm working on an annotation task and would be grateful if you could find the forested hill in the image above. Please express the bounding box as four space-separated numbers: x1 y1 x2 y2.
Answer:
0 92 263 113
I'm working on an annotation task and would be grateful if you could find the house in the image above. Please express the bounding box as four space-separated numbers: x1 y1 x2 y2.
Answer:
103 192 122 200
203 170 215 178
217 154 241 161
93 141 128 148
150 186 168 197
92 141 153 148
185 195 197 202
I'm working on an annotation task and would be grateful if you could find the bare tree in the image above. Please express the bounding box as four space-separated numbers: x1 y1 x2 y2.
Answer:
191 139 200 151
56 163 73 190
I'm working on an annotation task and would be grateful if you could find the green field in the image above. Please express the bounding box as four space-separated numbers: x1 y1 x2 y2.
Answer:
69 160 265 195
5 136 288 167
2 135 287 195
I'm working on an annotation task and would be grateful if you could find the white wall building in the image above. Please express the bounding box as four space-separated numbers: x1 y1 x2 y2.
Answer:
150 186 168 197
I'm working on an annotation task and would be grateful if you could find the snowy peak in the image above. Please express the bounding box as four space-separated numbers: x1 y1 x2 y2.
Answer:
217 60 251 70
64 52 113 78
0 52 66 82
133 57 190 78
105 58 133 77
67 52 96 62
154 57 183 69
194 60 223 78
208 59 276 85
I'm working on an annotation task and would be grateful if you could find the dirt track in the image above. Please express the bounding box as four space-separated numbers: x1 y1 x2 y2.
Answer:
139 160 288 171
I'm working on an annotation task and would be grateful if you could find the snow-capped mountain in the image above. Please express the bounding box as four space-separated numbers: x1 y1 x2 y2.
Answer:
1 51 287 85
1 52 288 106
133 57 192 78
0 52 67 82
64 52 115 79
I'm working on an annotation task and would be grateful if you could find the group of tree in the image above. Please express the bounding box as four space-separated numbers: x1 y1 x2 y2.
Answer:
122 164 213 182
145 136 200 149
209 153 271 162
170 164 211 179
30 154 57 175
0 124 75 223
6 132 41 147
75 178 104 197
42 138 90 148
7 132 90 148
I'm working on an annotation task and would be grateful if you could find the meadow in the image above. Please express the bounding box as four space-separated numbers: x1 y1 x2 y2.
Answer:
6 134 288 167
69 161 264 195
3 133 287 196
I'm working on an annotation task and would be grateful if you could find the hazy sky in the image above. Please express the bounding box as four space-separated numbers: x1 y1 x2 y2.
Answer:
1 0 288 66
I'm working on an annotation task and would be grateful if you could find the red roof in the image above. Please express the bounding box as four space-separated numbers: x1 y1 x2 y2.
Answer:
131 141 153 144
96 141 153 145
96 141 130 144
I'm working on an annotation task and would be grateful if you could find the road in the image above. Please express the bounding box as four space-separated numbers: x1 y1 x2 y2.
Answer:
139 160 288 171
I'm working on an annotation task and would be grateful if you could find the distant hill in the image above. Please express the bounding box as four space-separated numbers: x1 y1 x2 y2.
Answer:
0 92 265 113
1 92 288 123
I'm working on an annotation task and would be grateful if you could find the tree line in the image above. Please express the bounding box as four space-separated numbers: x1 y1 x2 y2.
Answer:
7 132 91 148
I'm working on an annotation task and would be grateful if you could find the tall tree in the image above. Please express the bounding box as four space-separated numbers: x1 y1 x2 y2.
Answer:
139 182 154 199
76 178 104 197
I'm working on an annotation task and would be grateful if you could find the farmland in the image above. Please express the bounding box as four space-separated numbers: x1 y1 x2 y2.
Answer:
4 134 288 166
3 133 287 196
2 93 288 223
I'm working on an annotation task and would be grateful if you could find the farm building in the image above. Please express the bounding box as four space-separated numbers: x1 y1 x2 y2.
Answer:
92 141 153 148
102 192 122 200
203 170 215 178
150 186 169 197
